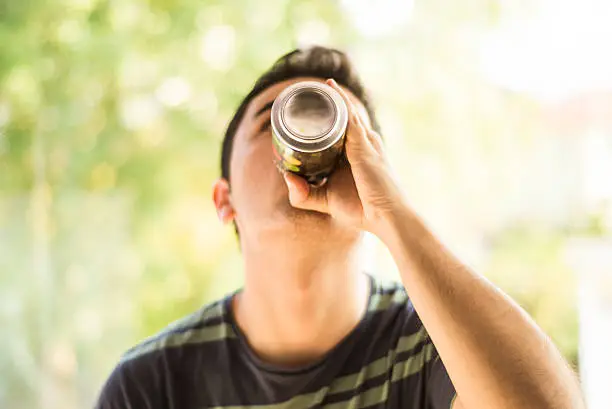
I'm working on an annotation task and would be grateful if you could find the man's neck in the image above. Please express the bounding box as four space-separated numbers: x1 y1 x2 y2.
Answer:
232 236 371 368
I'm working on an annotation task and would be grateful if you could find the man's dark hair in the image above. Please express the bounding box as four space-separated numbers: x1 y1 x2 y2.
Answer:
220 46 381 183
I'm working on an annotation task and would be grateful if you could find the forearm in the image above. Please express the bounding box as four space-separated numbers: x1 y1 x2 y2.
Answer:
377 204 584 409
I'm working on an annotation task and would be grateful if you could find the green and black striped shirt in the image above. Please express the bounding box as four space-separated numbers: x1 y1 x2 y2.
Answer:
95 275 457 409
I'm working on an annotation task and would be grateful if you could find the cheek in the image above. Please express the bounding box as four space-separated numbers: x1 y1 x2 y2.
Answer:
234 137 276 179
229 138 284 204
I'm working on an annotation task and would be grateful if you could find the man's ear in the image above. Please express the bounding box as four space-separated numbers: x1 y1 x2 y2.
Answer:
212 178 236 224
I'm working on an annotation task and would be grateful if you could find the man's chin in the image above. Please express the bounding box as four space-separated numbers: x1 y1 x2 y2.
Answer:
272 205 362 245
279 202 331 223
249 202 359 243
258 200 333 231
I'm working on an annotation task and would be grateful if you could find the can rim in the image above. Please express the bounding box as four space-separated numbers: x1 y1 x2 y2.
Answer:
271 81 348 153
281 88 336 140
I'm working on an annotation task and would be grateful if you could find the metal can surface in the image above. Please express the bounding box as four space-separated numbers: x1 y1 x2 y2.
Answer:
271 81 348 186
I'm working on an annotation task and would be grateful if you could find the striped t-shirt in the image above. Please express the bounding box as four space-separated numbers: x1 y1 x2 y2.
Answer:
95 275 457 409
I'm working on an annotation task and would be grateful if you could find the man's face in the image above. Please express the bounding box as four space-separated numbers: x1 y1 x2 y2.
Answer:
213 77 371 241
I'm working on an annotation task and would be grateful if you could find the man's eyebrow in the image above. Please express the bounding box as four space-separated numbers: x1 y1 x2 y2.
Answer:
254 100 274 118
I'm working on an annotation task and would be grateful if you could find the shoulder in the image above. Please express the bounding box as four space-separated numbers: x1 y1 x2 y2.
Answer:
368 274 421 329
366 274 432 354
366 276 456 407
120 297 233 363
368 275 410 312
94 297 233 408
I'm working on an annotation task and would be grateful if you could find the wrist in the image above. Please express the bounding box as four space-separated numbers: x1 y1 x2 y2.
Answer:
371 198 419 245
373 201 429 252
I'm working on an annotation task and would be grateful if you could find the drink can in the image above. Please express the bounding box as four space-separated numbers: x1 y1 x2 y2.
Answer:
271 81 348 186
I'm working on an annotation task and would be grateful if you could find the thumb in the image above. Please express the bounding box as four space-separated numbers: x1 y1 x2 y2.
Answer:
283 172 329 214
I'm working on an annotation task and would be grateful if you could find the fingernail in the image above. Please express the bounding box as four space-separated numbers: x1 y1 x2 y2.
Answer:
327 79 337 86
282 173 292 188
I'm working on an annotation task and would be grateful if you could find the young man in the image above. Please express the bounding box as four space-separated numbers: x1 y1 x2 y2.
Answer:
95 47 584 409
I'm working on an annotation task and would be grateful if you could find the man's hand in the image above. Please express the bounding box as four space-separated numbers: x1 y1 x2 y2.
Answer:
282 79 405 236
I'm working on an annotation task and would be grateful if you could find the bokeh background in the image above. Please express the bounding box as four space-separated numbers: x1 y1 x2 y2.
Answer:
1 0 611 408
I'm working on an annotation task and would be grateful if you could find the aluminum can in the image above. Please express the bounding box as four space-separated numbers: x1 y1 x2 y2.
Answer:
271 81 348 186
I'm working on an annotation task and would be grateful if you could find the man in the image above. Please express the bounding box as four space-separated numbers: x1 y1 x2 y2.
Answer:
95 46 584 409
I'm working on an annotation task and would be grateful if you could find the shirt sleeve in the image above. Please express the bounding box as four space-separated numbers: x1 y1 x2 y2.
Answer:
406 300 457 409
423 342 457 409
93 358 163 409
396 297 458 409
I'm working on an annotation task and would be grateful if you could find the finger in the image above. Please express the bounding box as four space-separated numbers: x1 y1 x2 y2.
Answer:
326 79 373 152
367 129 385 154
348 96 382 150
282 172 329 214
326 79 381 149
